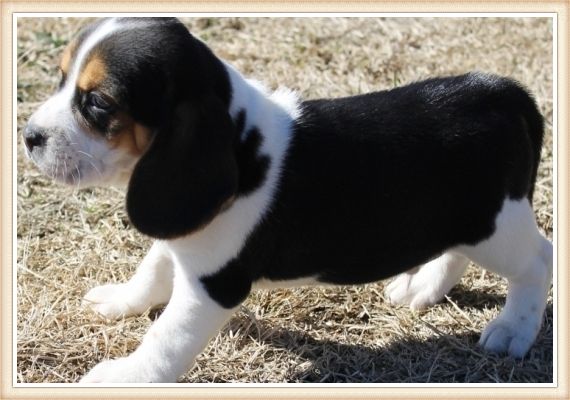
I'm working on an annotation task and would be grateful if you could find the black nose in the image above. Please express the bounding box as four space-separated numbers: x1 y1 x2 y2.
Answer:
23 124 47 152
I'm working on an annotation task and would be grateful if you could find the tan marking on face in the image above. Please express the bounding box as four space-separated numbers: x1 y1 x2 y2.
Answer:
109 113 153 156
134 124 152 152
60 40 78 75
77 54 107 91
220 195 236 212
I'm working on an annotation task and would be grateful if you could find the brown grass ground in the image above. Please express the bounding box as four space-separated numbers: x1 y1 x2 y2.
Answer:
16 17 553 383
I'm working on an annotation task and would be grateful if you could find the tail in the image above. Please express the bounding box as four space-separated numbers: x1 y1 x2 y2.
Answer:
465 73 545 204
502 78 545 204
521 92 545 204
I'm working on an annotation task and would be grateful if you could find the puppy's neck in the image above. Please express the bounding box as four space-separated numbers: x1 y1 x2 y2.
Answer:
222 62 301 138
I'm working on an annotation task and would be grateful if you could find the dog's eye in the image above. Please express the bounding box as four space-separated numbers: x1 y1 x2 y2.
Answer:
86 92 112 111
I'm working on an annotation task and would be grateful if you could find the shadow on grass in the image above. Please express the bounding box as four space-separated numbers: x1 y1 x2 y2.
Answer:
446 284 506 310
164 286 552 383
226 298 553 383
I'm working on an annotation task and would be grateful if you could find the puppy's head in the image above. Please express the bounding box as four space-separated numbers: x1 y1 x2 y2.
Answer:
24 17 238 239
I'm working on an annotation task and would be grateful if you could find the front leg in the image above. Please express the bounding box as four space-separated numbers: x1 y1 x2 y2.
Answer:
83 241 174 319
80 257 250 383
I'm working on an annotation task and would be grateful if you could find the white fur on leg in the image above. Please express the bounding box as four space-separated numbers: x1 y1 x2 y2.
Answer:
456 199 553 358
83 241 174 319
385 253 469 310
80 250 237 383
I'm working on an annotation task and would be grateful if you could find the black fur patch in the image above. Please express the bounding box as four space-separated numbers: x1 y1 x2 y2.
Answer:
201 72 544 300
234 109 246 136
200 259 252 308
234 109 271 196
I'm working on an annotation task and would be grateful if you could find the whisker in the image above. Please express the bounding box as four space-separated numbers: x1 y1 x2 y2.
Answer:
71 167 77 186
54 157 60 180
75 165 82 189
76 148 104 181
85 159 102 178
76 150 94 159
63 159 69 183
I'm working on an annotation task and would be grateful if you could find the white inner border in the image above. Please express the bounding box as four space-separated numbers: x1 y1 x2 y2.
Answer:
12 12 558 389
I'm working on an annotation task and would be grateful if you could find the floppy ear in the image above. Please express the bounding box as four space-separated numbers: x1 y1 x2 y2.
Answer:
126 94 238 239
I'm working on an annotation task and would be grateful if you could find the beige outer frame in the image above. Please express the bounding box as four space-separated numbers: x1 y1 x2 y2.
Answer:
2 2 568 399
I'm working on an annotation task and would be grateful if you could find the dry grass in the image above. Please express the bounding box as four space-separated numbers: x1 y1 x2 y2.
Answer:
16 17 553 384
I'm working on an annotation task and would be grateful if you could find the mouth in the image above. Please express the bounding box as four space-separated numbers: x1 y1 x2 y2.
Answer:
28 151 85 187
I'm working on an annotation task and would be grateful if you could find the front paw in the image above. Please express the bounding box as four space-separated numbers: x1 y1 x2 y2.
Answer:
83 284 142 320
80 357 169 383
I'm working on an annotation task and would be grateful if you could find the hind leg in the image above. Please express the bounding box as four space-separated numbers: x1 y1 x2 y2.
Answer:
385 252 469 310
456 199 552 358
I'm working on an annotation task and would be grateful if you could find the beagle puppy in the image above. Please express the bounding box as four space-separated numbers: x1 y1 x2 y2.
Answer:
24 17 552 383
